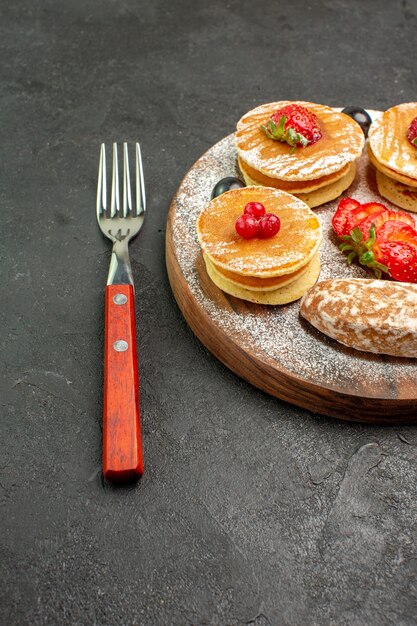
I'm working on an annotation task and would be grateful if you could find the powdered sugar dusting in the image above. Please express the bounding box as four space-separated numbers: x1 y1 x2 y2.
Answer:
241 147 349 179
170 122 417 399
300 278 417 357
369 102 417 179
196 187 321 275
235 101 365 181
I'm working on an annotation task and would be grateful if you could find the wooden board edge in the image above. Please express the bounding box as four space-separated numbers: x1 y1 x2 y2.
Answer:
165 203 417 425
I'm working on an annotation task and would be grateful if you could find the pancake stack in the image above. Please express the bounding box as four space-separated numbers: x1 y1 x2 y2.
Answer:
235 101 365 208
367 102 417 213
196 186 322 305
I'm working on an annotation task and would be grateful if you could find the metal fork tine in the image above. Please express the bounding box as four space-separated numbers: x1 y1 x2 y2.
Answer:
123 143 132 217
110 143 120 217
136 142 146 216
97 142 145 246
96 143 107 217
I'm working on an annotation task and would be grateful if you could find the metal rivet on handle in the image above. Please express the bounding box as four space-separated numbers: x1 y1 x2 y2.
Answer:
113 293 128 305
113 340 128 352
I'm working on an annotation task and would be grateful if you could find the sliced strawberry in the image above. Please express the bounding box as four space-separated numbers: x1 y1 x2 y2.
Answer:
376 241 417 282
338 223 417 282
361 201 389 211
376 220 417 246
331 197 360 237
343 202 387 236
358 209 416 239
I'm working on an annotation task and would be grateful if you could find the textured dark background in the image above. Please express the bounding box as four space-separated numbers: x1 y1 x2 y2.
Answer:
1 1 416 624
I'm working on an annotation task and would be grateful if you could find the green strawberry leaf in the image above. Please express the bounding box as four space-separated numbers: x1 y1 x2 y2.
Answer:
338 221 391 277
367 224 376 248
347 251 357 265
298 133 309 148
359 251 375 265
260 124 272 139
277 115 286 135
259 113 311 154
350 227 364 244
287 127 297 145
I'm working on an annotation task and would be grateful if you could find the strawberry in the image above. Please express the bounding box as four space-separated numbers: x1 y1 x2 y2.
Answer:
358 209 416 239
260 104 322 153
331 197 361 237
376 220 417 246
377 242 417 282
406 116 417 148
339 224 417 282
342 202 387 236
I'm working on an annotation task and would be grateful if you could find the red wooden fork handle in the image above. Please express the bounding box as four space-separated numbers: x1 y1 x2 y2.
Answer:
103 284 144 482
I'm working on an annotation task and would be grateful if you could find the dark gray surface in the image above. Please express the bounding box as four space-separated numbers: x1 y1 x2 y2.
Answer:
1 1 416 624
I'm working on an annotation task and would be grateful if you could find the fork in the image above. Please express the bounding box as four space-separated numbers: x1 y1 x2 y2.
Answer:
96 142 145 482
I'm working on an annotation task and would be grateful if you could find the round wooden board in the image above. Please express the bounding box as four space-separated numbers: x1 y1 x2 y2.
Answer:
166 112 417 424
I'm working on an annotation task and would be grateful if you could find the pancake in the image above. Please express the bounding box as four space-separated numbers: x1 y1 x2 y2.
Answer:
239 158 357 209
196 186 322 278
237 156 351 193
204 252 321 305
367 144 417 188
206 252 316 292
235 101 365 182
368 102 417 181
294 162 357 208
376 169 417 213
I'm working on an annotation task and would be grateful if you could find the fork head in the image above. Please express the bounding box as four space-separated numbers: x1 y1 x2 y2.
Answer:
96 142 146 244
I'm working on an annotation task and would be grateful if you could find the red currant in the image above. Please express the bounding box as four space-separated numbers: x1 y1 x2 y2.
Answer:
258 213 281 238
235 214 258 239
243 202 266 219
